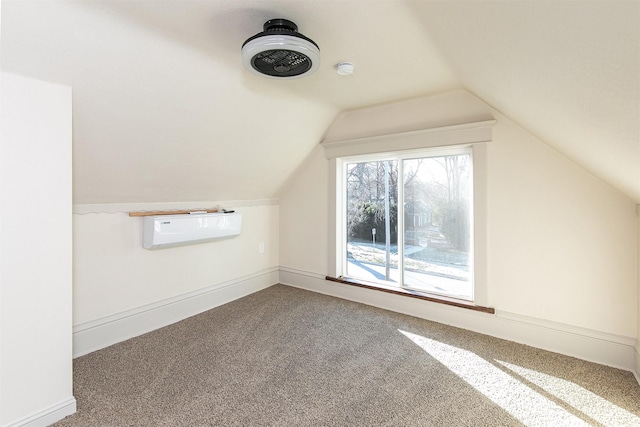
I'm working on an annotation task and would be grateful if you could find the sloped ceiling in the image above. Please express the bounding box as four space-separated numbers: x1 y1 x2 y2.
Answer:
2 0 638 204
409 0 640 203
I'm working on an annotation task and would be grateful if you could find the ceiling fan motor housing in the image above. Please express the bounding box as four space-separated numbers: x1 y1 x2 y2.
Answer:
242 19 320 79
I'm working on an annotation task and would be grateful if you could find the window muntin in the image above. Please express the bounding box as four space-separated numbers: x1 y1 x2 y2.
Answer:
341 147 474 301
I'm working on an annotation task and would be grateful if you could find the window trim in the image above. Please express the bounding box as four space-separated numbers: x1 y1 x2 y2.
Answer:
325 120 494 308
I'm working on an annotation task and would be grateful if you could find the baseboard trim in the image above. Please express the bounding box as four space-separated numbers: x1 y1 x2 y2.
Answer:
495 311 636 347
279 267 636 372
4 397 76 427
73 268 279 357
279 266 326 280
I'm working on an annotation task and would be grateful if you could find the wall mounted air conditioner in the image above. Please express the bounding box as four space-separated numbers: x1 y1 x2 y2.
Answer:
143 212 242 250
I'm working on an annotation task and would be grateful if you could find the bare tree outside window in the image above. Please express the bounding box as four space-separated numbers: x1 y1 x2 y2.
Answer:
346 160 398 281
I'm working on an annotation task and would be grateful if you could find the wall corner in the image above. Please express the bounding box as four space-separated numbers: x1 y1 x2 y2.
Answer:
635 340 640 385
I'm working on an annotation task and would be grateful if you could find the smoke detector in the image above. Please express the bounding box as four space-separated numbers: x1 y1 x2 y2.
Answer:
336 62 354 76
241 19 320 79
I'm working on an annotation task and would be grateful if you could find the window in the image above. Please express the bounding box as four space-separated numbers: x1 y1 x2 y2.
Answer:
325 120 493 307
340 148 474 301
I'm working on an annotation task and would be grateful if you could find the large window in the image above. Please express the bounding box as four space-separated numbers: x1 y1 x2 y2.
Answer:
340 147 474 301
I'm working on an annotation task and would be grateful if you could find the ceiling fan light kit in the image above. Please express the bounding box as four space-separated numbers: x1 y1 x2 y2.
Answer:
241 19 320 79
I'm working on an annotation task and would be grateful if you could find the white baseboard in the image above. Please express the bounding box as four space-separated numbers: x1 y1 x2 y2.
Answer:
279 267 637 372
73 268 279 357
4 397 76 427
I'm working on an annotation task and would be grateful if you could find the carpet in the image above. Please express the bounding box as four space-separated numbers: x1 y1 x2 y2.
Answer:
54 284 640 426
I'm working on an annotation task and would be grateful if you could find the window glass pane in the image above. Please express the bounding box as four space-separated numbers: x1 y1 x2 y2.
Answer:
345 160 398 283
403 154 473 299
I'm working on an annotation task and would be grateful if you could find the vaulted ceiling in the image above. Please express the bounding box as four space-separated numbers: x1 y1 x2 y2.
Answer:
2 1 638 204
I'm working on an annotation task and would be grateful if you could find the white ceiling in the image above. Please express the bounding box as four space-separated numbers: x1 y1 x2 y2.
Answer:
2 0 638 204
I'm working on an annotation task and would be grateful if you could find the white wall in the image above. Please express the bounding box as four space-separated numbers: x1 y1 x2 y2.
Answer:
636 210 640 381
0 73 76 426
488 112 637 335
72 202 279 356
279 148 329 275
279 91 638 370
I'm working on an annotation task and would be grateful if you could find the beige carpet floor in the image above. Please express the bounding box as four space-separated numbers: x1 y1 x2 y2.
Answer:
55 284 640 426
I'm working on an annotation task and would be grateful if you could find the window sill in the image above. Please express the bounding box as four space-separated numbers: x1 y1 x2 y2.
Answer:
325 276 495 314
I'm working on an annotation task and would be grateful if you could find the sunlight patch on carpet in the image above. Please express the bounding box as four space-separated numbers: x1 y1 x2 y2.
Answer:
495 360 640 427
399 330 588 426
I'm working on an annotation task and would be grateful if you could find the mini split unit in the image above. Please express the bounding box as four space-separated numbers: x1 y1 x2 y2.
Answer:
241 19 320 79
143 212 242 250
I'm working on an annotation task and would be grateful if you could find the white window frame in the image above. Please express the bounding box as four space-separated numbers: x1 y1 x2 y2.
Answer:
338 146 475 300
325 121 494 307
